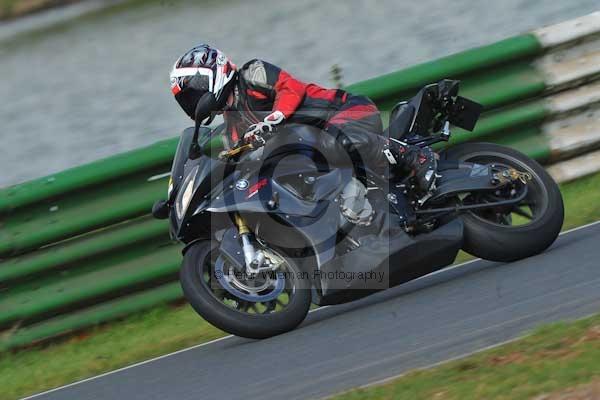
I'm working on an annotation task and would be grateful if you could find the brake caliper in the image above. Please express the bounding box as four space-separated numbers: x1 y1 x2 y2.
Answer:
492 168 532 185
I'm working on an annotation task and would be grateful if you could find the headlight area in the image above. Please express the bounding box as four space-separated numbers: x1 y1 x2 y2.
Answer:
167 176 174 198
176 166 199 220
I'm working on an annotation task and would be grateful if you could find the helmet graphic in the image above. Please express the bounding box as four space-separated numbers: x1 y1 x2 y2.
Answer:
170 44 237 119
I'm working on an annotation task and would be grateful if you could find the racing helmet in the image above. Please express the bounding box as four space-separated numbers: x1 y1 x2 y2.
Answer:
170 44 237 119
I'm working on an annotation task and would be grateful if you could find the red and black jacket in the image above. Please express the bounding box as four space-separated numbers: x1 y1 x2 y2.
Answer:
224 59 347 144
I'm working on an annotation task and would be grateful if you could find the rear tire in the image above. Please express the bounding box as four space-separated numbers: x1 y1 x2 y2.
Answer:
442 142 564 262
180 241 312 339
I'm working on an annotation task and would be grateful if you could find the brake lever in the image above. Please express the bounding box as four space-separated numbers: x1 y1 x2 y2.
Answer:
220 125 277 160
219 143 256 159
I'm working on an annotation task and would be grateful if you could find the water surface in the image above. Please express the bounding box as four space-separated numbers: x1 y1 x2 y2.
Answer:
0 0 597 186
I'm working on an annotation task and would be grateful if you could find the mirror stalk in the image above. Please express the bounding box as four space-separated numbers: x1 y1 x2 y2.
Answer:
187 92 217 160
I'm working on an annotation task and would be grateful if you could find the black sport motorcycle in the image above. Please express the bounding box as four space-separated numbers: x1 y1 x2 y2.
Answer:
153 80 564 339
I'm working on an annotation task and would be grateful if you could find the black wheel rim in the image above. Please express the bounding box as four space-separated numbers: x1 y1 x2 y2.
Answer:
197 248 298 316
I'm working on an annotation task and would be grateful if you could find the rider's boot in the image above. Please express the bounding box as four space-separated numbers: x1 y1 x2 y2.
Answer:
382 139 438 192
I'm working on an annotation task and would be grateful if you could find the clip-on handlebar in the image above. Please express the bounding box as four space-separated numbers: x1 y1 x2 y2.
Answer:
219 127 275 160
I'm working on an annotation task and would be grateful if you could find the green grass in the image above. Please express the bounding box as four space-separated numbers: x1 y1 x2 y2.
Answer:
2 170 600 400
559 171 600 230
0 304 224 400
331 314 600 400
0 0 18 17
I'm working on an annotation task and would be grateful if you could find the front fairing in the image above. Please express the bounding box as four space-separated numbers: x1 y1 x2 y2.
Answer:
170 125 225 195
171 157 351 241
203 171 329 218
169 154 230 238
170 123 354 241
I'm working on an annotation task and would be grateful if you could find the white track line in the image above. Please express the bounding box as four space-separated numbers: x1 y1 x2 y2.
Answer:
20 305 327 400
19 335 235 400
20 219 600 400
326 337 523 399
328 310 600 399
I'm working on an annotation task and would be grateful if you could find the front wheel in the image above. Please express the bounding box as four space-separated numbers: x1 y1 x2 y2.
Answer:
180 241 312 339
442 142 564 262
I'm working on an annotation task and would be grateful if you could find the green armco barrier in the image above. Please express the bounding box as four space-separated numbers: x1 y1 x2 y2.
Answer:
494 128 550 161
0 282 183 351
347 34 543 101
0 165 169 257
0 216 168 284
0 134 224 216
0 138 177 214
1 13 598 351
455 100 547 139
0 242 181 327
375 61 547 113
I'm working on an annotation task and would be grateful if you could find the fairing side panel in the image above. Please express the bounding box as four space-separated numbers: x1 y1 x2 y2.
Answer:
316 218 463 305
204 177 330 218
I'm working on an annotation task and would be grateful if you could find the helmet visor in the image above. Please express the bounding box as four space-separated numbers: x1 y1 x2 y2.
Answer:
174 88 206 119
173 73 211 118
171 68 214 92
185 73 211 92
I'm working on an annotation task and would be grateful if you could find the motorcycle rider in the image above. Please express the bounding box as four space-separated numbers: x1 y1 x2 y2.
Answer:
169 44 438 191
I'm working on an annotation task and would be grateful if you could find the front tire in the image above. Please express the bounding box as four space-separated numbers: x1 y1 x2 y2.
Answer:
180 241 312 339
442 142 564 262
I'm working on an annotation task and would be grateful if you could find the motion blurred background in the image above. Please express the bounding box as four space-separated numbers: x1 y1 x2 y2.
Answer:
1 0 599 187
3 2 600 400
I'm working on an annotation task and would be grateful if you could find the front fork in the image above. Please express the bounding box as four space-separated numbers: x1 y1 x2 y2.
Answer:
234 213 265 275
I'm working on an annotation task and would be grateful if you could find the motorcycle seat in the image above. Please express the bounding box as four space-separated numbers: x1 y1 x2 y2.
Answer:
386 101 415 140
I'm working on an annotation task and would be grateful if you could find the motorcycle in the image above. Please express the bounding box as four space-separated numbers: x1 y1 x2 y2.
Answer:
152 79 564 339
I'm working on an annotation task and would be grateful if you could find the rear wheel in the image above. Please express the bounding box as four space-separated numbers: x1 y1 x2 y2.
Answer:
442 142 564 262
180 241 312 339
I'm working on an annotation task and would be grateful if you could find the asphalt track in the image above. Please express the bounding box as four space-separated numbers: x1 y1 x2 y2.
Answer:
25 221 600 400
